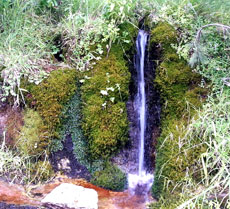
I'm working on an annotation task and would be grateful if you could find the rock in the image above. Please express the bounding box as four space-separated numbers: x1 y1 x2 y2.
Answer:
41 183 98 209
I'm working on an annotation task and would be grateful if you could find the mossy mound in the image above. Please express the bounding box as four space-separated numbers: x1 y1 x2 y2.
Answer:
24 68 77 155
150 22 208 199
91 162 127 191
150 22 177 49
18 68 78 182
81 45 131 159
17 109 44 156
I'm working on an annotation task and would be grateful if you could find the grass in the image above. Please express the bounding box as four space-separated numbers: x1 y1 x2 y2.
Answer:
0 0 55 104
0 130 53 184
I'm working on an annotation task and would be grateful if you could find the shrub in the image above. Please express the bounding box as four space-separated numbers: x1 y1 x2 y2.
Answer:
91 162 127 191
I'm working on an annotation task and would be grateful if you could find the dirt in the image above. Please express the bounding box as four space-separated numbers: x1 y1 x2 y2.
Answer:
50 134 91 181
0 106 23 147
0 109 7 139
0 180 40 207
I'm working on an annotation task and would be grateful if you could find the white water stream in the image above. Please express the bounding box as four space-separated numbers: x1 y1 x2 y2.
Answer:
128 30 153 193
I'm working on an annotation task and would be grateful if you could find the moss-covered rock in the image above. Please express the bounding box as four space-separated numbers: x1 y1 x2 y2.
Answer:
24 68 77 155
150 22 208 199
17 108 44 156
17 68 78 183
81 45 131 159
91 162 127 191
151 22 177 49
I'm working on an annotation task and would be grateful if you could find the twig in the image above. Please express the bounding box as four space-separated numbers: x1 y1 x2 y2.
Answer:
195 23 230 48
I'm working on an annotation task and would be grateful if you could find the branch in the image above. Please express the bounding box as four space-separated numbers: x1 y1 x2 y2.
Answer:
195 23 230 47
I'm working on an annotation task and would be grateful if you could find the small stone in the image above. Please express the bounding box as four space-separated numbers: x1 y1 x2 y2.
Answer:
41 183 98 209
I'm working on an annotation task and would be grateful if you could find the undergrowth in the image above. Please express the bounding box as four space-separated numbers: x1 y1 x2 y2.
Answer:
148 0 230 208
0 130 54 184
23 68 77 156
150 21 208 200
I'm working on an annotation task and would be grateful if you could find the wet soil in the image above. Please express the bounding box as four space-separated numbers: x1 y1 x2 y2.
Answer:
49 134 91 181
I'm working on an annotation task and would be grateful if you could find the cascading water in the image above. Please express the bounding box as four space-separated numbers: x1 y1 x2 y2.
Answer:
128 30 153 194
138 30 147 176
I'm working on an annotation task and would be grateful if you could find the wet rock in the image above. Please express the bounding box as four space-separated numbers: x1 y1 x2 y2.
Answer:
41 183 98 209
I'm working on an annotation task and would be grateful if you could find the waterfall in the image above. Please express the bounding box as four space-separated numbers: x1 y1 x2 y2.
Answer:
137 30 147 176
128 30 153 194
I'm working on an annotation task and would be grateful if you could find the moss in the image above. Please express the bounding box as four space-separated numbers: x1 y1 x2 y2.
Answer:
17 109 44 156
81 45 130 159
91 162 127 191
150 22 208 199
150 22 177 48
23 68 77 155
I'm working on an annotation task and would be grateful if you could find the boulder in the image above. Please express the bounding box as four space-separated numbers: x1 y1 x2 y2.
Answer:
41 183 98 209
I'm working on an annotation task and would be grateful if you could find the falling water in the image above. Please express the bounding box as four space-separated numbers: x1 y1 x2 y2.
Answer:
137 30 147 176
128 30 153 195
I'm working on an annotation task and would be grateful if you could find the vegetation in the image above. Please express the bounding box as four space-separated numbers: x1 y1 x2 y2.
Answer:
80 45 131 159
0 0 230 208
91 162 127 191
148 1 230 208
17 109 44 156
1 68 77 184
150 22 208 199
23 68 77 155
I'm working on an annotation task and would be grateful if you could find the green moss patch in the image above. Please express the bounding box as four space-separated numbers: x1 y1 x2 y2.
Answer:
24 68 77 155
150 22 177 49
150 22 208 199
18 68 78 182
91 162 127 191
17 109 44 156
81 46 131 159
